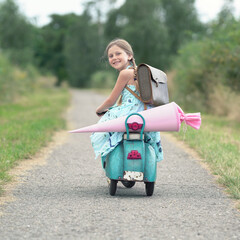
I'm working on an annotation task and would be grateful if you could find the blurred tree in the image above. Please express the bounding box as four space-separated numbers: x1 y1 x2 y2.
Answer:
64 11 102 87
161 0 204 56
209 0 236 32
172 17 240 113
34 13 80 85
217 0 235 23
105 0 169 68
104 0 204 69
0 0 36 65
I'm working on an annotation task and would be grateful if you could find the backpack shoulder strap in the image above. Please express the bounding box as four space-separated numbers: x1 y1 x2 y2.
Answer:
125 86 147 110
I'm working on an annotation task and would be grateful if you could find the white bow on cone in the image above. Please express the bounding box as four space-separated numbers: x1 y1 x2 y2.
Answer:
69 102 201 133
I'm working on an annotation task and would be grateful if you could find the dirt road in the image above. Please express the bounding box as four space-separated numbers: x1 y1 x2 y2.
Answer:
0 89 239 240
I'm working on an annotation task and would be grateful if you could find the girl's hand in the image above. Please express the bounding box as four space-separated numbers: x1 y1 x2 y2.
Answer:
96 110 107 117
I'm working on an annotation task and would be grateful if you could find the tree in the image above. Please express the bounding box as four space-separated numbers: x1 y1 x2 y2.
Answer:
0 0 36 65
104 0 204 69
161 0 204 56
34 13 80 85
209 0 236 32
105 0 170 68
64 11 102 87
34 7 105 87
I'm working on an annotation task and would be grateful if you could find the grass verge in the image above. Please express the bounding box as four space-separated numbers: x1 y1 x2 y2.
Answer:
0 88 70 193
173 114 240 207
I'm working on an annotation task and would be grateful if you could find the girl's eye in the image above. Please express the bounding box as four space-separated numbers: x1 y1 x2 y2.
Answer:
108 52 122 58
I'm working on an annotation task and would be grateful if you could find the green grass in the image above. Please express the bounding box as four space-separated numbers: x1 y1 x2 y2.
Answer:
0 88 70 192
173 114 240 204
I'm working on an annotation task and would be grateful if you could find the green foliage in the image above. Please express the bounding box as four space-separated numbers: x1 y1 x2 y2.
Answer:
0 0 207 88
172 19 240 118
34 13 80 85
90 70 116 89
171 41 206 109
105 0 204 69
0 0 36 66
0 53 39 103
0 0 30 49
205 23 240 91
161 0 204 56
29 0 204 86
64 12 102 87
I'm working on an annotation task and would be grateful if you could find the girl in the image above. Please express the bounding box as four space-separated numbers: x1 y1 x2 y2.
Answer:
90 38 163 167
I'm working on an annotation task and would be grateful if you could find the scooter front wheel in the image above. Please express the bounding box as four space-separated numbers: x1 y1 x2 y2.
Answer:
145 182 155 196
121 181 136 188
109 179 117 196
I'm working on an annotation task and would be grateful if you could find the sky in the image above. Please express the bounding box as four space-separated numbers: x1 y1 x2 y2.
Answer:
15 0 240 27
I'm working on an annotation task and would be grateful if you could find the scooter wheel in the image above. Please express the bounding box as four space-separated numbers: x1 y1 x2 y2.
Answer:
109 179 117 196
145 182 155 196
121 181 136 188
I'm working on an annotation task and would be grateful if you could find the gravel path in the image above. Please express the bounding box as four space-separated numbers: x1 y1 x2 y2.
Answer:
0 89 239 240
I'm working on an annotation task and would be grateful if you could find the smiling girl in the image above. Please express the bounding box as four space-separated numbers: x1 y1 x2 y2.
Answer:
91 39 163 167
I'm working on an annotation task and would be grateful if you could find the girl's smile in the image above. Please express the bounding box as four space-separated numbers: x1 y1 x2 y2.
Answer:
108 45 132 71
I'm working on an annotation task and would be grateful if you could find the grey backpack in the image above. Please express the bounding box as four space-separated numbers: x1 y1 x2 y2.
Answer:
137 63 169 106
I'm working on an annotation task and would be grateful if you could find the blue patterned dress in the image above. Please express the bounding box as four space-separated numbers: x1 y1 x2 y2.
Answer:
90 85 163 166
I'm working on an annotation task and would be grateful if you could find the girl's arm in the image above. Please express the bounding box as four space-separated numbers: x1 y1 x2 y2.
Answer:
96 69 133 115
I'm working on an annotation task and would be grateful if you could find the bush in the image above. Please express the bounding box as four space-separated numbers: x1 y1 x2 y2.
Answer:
172 21 240 120
90 70 116 89
0 55 38 103
0 52 17 103
208 84 240 121
0 52 57 104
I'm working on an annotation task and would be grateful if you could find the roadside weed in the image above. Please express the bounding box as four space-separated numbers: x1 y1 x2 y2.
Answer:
174 115 240 204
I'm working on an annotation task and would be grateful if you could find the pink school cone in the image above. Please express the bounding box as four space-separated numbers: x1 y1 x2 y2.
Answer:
69 102 201 133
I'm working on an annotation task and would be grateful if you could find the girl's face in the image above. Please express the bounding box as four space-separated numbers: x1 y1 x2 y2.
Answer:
108 45 132 71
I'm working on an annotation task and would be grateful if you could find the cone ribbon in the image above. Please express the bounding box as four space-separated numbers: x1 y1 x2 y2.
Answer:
69 102 201 133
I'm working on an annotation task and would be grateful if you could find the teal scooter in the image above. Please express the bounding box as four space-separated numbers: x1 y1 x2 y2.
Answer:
104 113 158 196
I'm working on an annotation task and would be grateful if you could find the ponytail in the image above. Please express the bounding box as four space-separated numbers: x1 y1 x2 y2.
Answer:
130 58 137 81
130 58 140 92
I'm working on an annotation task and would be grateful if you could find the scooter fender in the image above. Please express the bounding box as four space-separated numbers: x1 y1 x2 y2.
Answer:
105 143 124 180
144 143 157 182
